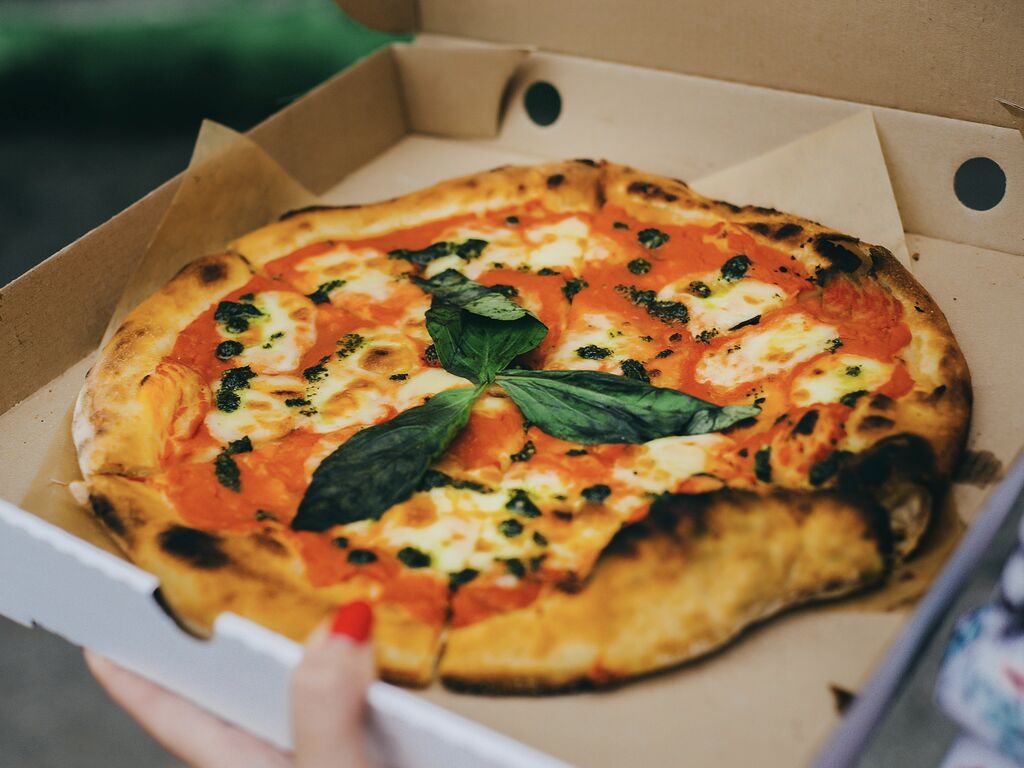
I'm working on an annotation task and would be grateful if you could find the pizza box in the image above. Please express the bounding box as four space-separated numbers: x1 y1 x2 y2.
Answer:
1 2 1022 765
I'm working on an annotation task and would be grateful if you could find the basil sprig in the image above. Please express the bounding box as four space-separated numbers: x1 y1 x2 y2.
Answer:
293 270 759 532
495 369 759 444
292 387 478 531
416 270 548 384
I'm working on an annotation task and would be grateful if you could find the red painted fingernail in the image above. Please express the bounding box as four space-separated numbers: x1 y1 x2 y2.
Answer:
330 601 373 643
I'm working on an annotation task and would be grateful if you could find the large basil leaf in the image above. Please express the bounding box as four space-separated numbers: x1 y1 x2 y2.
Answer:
292 387 479 531
495 369 759 444
416 270 547 384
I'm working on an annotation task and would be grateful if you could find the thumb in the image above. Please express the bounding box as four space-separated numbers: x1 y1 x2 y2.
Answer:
291 601 376 768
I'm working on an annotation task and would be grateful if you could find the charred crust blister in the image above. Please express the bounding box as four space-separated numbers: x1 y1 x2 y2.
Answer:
278 205 341 221
546 174 566 189
859 415 896 431
89 494 125 536
626 181 679 203
158 525 230 569
198 262 227 284
815 236 864 274
772 222 803 240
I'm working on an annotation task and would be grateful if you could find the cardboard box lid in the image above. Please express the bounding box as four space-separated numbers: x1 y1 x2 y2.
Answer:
338 0 1024 130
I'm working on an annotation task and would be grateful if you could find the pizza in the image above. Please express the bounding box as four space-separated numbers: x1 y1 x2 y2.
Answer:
72 160 970 691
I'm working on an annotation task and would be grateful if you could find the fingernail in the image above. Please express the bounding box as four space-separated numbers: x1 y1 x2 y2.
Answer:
330 601 373 643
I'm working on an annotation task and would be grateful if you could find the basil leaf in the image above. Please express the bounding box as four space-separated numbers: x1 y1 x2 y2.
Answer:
417 270 547 384
292 387 479 531
495 369 759 444
414 269 529 320
425 302 547 384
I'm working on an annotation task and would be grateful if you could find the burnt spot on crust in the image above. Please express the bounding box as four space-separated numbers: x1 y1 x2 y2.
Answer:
868 245 894 275
870 394 895 410
827 434 945 561
574 158 598 167
198 261 227 284
546 173 566 189
859 415 896 431
772 222 804 240
722 202 742 213
748 222 772 236
278 204 343 221
158 526 229 569
749 205 780 215
89 494 125 537
928 384 947 401
627 181 679 203
815 236 864 274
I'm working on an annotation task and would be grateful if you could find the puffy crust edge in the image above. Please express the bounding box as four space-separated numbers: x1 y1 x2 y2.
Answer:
73 253 254 478
84 475 441 686
439 490 889 693
229 159 605 268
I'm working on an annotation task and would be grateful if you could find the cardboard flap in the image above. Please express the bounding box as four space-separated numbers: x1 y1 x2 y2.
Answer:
393 43 530 139
693 111 911 268
413 0 1024 129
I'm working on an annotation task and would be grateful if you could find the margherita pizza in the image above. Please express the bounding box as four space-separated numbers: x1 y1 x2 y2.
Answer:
72 161 969 691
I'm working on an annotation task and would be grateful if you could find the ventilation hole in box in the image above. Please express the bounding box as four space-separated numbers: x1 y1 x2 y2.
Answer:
524 81 561 127
954 157 1006 211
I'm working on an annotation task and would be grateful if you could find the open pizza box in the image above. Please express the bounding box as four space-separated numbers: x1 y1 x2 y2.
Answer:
1 1 1022 765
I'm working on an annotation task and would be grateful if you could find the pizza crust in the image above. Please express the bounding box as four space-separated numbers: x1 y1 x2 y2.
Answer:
229 160 604 269
439 490 888 692
74 253 254 477
84 475 442 686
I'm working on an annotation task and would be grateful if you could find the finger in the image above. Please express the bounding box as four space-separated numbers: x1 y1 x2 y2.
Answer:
291 602 376 768
85 650 289 768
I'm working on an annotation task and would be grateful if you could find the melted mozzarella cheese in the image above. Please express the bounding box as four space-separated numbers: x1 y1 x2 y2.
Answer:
393 368 473 411
206 374 304 444
696 313 839 390
660 276 787 336
613 434 727 493
423 223 523 279
224 291 317 374
376 488 503 572
293 244 415 304
425 216 600 280
545 310 652 371
790 354 894 406
522 216 592 271
305 330 470 433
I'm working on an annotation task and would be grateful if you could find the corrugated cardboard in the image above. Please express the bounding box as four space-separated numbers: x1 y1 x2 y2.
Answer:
1 18 1022 768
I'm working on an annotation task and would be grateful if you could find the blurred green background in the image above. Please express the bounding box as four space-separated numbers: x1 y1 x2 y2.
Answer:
0 0 406 285
0 3 402 765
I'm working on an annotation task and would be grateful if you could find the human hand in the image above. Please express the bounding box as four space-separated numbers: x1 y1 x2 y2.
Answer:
85 601 377 768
